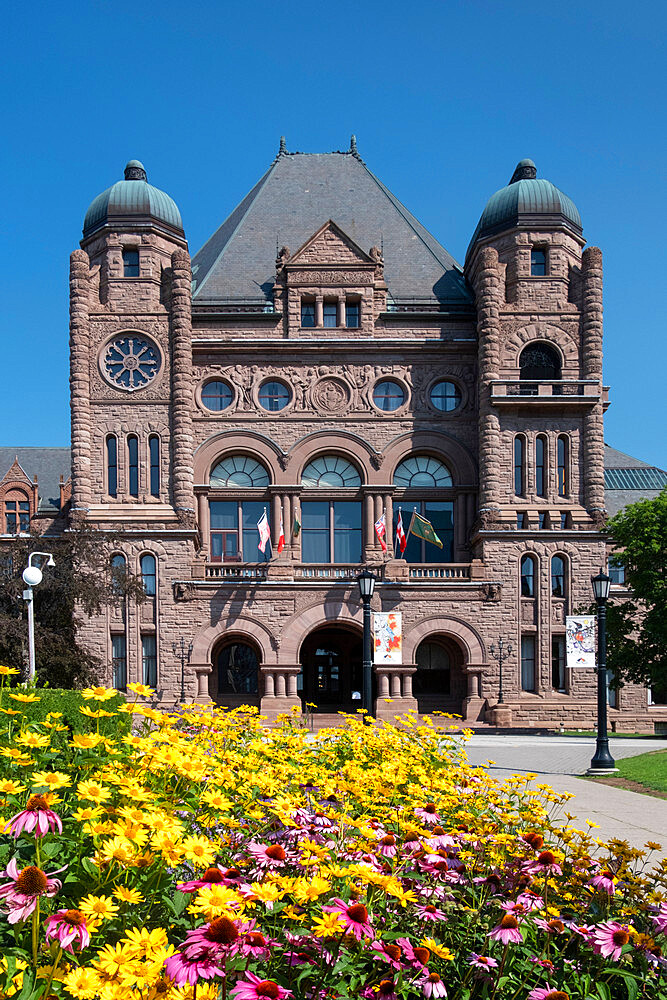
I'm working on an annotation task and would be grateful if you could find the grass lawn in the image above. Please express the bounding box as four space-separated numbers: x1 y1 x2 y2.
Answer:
562 729 658 739
597 749 667 795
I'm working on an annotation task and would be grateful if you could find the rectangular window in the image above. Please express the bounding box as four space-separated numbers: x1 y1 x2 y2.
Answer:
127 436 139 497
323 302 337 328
398 502 454 563
552 636 566 691
608 556 625 586
333 501 362 563
4 502 17 534
209 501 270 562
142 634 157 687
122 249 140 277
301 501 330 563
301 501 362 563
560 512 568 529
345 301 360 328
521 635 536 691
538 512 547 529
516 512 526 530
112 634 127 691
531 248 547 276
149 437 160 498
301 301 316 327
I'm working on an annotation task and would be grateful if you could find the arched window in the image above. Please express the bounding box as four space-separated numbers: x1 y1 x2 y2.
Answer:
535 435 547 497
393 456 452 488
557 436 569 496
551 555 566 598
514 436 525 496
414 640 451 696
210 455 270 489
217 642 259 695
106 435 118 498
127 435 139 497
110 553 126 596
520 554 536 597
519 343 562 381
302 456 361 488
140 553 156 597
3 491 30 534
149 436 160 498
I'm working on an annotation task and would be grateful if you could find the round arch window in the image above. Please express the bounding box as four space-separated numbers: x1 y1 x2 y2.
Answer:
519 343 562 381
302 456 362 488
210 455 270 488
414 640 451 695
258 380 291 411
372 380 406 412
202 380 233 411
217 642 259 695
429 380 461 412
393 456 452 488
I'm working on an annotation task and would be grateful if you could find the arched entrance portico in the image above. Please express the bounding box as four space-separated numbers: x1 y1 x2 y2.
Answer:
209 636 261 709
299 625 365 712
413 635 466 715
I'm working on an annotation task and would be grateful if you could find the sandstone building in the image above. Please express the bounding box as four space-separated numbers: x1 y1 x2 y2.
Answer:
3 142 666 729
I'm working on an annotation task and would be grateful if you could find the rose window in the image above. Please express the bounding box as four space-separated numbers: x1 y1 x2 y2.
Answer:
102 336 162 392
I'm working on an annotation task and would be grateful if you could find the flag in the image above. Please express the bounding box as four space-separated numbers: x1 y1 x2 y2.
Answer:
277 512 285 553
396 507 407 554
257 509 271 553
293 510 301 538
408 510 443 549
374 510 387 552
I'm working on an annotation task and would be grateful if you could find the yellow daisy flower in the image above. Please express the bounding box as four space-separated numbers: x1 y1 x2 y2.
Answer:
113 885 144 905
31 770 71 791
79 894 120 922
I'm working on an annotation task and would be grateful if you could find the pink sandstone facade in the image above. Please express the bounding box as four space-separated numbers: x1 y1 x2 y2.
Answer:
17 144 666 730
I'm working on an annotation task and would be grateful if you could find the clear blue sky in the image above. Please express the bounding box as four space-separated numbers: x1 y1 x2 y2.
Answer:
2 0 665 466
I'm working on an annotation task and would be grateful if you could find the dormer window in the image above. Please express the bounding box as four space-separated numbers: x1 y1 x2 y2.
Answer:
301 300 316 327
530 248 547 276
4 497 30 534
345 301 360 328
122 249 139 277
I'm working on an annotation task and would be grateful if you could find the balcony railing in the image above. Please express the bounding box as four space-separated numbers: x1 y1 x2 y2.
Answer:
203 562 473 584
295 564 384 582
205 563 268 580
408 564 471 580
490 379 600 404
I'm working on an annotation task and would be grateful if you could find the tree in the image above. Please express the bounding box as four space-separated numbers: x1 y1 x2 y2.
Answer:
0 525 145 688
605 489 667 698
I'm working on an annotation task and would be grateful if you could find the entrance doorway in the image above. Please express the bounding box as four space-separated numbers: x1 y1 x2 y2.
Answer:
209 640 260 708
299 627 364 711
413 635 466 715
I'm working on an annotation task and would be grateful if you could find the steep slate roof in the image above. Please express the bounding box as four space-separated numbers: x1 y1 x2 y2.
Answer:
604 444 667 516
0 448 71 513
191 150 472 306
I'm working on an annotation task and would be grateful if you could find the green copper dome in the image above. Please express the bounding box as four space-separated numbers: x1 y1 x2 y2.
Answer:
467 159 581 258
83 160 183 238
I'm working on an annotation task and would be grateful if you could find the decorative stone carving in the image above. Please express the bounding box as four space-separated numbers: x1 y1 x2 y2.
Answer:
310 377 351 415
369 452 385 471
173 581 196 602
480 583 502 602
101 335 162 392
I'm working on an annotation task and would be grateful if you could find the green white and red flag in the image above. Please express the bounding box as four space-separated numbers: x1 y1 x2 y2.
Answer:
408 510 443 549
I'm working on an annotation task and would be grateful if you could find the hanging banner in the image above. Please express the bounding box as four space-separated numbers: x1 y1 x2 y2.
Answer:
566 615 596 669
373 612 402 664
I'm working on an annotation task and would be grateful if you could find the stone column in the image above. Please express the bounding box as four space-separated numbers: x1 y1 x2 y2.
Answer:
170 250 196 525
581 247 606 519
474 247 503 520
315 296 323 327
337 297 345 327
192 664 213 703
272 493 283 547
69 250 92 516
283 495 292 555
363 494 375 560
260 665 302 720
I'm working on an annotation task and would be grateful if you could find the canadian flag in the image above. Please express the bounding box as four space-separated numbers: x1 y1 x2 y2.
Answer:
257 509 271 553
277 512 285 553
374 510 387 552
396 507 407 554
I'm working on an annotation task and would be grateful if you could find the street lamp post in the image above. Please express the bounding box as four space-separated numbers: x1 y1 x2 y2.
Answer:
489 638 512 704
357 568 377 721
172 638 193 704
22 552 56 683
589 568 617 773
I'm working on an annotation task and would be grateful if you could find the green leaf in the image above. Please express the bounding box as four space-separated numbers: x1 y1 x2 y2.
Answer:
595 983 612 1000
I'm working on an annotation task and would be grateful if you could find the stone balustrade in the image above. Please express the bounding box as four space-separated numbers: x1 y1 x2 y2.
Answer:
374 665 418 719
259 664 302 718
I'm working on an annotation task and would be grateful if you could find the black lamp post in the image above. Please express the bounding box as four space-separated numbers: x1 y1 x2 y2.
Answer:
173 638 193 703
589 568 616 773
489 638 512 704
357 568 376 721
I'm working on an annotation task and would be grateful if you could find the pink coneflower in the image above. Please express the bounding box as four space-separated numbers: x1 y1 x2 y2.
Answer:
363 981 398 1000
5 794 62 838
425 830 456 850
517 890 544 911
527 988 570 1000
415 804 441 825
247 842 288 869
528 957 555 972
44 908 90 952
377 834 398 858
565 921 593 942
488 914 523 945
652 903 667 934
534 918 567 936
163 952 223 987
371 941 405 970
415 902 447 922
240 930 272 959
181 916 241 960
468 953 498 970
420 971 447 997
176 865 242 893
322 899 374 941
0 859 64 924
591 921 632 961
230 972 292 999
526 850 562 875
499 900 526 917
590 869 616 895
396 938 430 968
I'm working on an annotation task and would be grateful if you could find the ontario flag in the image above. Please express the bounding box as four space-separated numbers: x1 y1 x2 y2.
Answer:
374 510 387 552
257 509 271 553
277 512 285 553
396 507 407 554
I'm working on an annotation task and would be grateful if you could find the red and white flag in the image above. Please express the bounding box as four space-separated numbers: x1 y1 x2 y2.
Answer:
277 511 285 553
374 510 387 552
396 507 407 554
257 509 271 553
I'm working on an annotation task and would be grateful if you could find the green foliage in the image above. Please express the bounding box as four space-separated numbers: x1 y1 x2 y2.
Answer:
606 489 667 695
613 749 667 794
2 687 131 738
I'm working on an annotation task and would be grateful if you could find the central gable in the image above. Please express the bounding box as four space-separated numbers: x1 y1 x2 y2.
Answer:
289 220 375 267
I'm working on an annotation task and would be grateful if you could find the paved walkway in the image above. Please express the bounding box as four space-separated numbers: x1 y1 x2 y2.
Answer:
462 735 667 857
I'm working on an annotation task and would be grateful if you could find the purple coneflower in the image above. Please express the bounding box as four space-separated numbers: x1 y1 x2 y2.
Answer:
526 850 562 875
377 834 398 858
415 902 447 922
468 953 498 970
517 890 544 911
651 903 667 934
0 859 64 923
163 952 224 987
371 940 405 970
5 794 62 838
363 981 398 1000
239 929 273 959
181 916 241 960
247 842 288 869
534 918 567 935
591 921 632 961
590 869 616 895
230 972 292 999
176 866 242 893
322 898 374 940
420 971 447 997
527 988 570 1000
414 804 441 825
44 908 90 952
488 914 523 945
396 938 430 968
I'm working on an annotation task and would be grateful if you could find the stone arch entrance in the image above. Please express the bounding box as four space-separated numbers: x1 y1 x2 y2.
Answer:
209 635 262 708
413 634 466 715
299 624 364 712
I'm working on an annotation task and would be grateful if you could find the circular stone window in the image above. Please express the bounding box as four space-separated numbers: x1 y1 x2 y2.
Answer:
101 334 162 392
258 380 291 411
372 379 406 412
429 380 461 412
202 379 233 411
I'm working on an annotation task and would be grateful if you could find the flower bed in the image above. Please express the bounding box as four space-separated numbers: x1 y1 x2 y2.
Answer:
0 672 666 999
